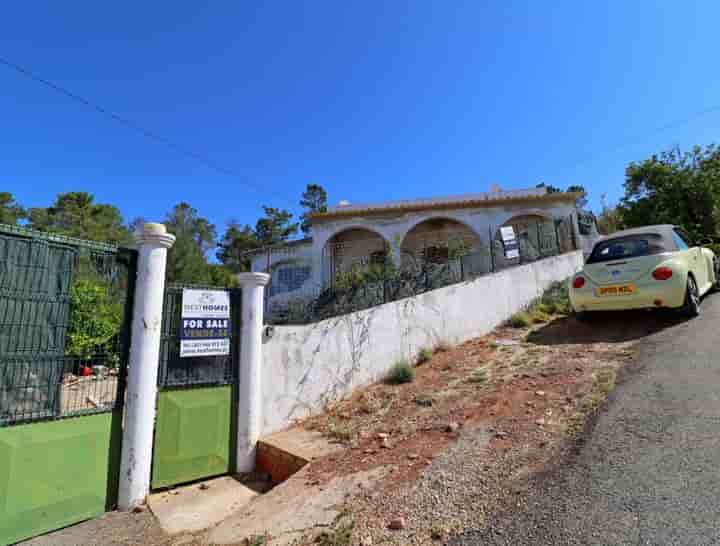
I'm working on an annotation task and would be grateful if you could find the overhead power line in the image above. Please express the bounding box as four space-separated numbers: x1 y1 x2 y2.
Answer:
4 55 720 207
565 104 720 171
0 55 296 207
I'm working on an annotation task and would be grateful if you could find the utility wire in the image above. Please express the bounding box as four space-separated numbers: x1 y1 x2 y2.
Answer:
565 104 720 171
0 55 297 207
3 55 720 203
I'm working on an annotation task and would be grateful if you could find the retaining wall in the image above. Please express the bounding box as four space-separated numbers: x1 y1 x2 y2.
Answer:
261 250 584 434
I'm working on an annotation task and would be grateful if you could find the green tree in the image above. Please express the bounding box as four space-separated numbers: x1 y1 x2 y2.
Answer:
216 221 260 272
567 184 588 209
255 206 298 245
66 278 123 359
299 183 328 235
207 264 239 287
620 145 720 240
536 182 562 193
28 192 130 244
596 194 620 235
164 202 217 284
0 192 26 225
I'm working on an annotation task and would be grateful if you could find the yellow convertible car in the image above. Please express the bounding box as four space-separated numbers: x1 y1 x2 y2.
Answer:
569 225 720 318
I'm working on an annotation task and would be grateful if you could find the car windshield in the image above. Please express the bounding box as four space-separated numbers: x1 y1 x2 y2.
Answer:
587 234 667 264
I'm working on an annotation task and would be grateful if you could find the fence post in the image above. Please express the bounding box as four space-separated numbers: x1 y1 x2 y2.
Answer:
554 219 561 254
570 214 578 250
118 223 175 511
235 272 270 473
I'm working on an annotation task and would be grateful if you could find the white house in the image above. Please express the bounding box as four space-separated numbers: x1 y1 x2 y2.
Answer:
248 186 598 311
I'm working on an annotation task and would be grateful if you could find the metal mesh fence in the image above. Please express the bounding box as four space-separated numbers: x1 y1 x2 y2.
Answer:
158 284 241 389
0 224 136 426
265 215 578 325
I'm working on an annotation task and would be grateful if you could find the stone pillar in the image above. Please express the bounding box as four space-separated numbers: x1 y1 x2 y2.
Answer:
118 223 175 511
235 272 271 473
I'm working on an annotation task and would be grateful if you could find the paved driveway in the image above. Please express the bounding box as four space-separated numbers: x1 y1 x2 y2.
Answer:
452 293 720 546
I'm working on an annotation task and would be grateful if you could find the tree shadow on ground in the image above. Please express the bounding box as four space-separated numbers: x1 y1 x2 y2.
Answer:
526 310 686 346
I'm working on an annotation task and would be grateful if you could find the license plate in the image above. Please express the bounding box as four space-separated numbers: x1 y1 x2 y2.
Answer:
596 284 636 297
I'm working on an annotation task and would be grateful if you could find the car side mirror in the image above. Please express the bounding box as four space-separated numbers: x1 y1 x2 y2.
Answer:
699 237 714 246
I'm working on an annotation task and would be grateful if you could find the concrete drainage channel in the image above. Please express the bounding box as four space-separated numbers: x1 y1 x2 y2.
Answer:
148 427 351 545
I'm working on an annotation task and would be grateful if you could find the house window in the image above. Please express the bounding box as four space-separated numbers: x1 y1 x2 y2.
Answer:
276 266 311 292
577 211 596 235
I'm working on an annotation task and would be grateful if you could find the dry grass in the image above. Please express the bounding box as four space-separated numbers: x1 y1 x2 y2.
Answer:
326 419 354 443
467 367 489 384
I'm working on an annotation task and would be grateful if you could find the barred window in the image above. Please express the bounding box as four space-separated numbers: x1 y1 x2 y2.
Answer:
277 266 311 292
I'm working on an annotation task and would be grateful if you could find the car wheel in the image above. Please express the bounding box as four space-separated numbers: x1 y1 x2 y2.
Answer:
681 275 701 318
714 258 720 291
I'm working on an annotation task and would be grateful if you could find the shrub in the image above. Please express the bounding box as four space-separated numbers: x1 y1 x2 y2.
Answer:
536 302 557 315
540 280 571 313
417 347 434 364
66 278 123 360
385 360 416 384
326 419 353 443
316 522 354 546
509 311 531 328
247 534 270 546
531 310 551 324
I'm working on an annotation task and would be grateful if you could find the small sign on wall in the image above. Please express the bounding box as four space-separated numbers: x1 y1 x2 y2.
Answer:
180 289 231 358
500 226 520 259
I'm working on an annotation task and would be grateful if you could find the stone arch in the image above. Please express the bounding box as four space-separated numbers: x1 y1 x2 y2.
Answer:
399 217 483 268
322 227 390 284
496 213 556 262
499 213 550 235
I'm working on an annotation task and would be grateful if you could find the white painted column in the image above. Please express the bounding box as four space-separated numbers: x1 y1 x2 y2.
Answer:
118 223 175 511
235 272 270 473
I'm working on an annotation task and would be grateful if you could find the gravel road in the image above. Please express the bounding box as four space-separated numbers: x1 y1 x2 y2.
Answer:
451 293 720 546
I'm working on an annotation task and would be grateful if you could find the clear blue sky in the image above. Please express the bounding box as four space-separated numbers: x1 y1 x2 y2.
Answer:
3 1 720 234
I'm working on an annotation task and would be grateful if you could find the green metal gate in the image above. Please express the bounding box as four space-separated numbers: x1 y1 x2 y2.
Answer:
0 224 136 545
151 284 241 489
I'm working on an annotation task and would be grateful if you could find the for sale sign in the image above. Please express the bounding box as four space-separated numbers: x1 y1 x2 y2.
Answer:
500 225 520 259
179 289 231 358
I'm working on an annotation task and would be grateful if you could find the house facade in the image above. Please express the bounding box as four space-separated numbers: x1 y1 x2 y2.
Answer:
249 186 599 310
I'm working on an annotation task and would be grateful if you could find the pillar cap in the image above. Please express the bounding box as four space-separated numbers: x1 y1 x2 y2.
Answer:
134 223 176 249
235 272 271 287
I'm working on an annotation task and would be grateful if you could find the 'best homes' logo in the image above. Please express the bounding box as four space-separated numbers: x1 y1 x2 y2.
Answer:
183 291 229 313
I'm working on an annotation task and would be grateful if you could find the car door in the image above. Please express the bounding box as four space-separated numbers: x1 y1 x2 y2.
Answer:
673 228 707 288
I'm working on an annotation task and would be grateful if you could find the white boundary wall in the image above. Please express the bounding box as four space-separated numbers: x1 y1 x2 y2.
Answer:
261 250 583 435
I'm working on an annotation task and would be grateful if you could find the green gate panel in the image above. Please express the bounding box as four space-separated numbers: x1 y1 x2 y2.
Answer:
152 386 233 489
0 412 122 545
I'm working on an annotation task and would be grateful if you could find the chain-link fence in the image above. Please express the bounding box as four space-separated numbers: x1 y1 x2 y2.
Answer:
265 215 578 325
0 224 136 426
